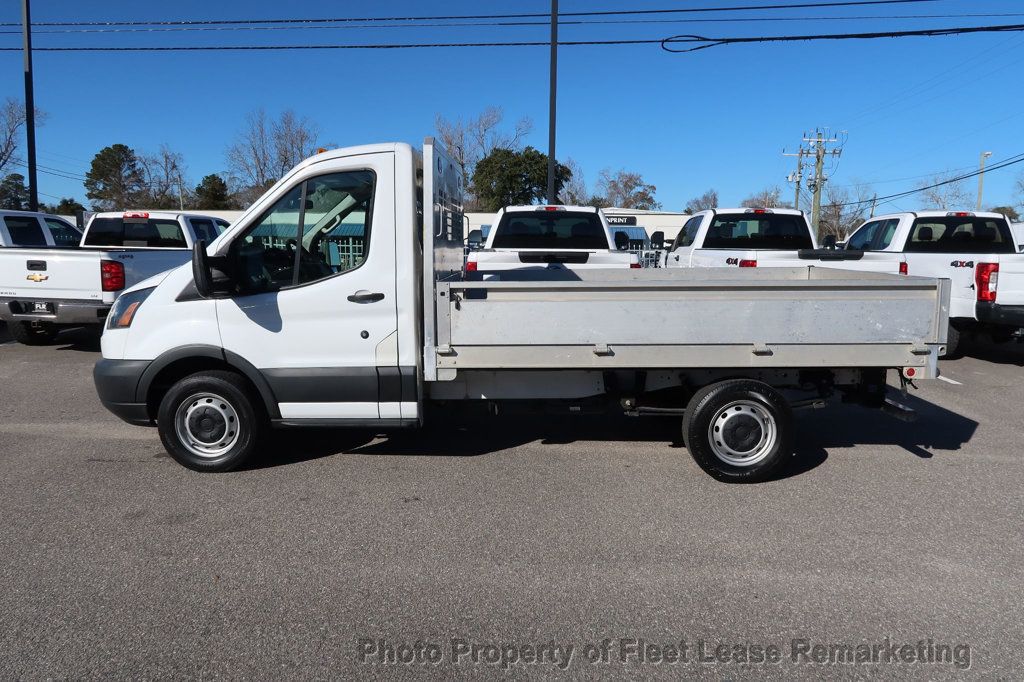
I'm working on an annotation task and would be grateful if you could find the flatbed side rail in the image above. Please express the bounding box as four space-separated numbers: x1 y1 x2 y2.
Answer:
430 274 950 374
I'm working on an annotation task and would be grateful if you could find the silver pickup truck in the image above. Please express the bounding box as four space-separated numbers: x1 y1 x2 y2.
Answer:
0 211 228 344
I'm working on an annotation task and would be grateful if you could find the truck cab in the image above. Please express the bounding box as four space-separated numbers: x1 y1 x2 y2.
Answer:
467 205 639 272
665 208 904 274
0 210 81 248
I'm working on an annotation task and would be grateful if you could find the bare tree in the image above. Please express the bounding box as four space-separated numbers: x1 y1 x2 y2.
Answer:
226 109 322 204
435 106 532 192
272 110 321 178
685 188 718 213
1014 173 1024 212
597 169 661 210
741 186 789 209
819 183 874 240
140 145 189 209
562 158 589 205
917 173 971 211
0 98 45 176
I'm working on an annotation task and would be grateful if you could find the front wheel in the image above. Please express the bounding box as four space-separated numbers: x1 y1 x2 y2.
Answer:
683 379 793 483
157 370 267 472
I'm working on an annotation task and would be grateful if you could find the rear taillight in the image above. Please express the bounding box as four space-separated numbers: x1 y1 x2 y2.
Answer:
976 262 999 302
739 259 757 268
101 259 125 292
899 262 908 276
465 260 478 272
630 262 641 269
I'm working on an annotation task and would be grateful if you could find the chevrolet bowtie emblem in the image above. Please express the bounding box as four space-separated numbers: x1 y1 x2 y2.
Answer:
26 273 49 282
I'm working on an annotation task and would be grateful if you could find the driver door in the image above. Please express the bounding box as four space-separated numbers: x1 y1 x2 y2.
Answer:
216 152 398 421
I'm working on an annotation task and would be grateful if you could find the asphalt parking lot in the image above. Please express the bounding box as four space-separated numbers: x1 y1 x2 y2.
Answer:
1 323 1022 679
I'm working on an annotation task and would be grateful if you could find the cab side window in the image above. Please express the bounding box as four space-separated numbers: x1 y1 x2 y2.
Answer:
45 218 82 247
672 216 702 250
846 221 879 250
4 216 46 246
229 170 375 293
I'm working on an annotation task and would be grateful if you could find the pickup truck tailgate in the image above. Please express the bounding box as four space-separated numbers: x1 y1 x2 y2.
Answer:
995 254 1024 305
432 268 949 372
0 249 104 301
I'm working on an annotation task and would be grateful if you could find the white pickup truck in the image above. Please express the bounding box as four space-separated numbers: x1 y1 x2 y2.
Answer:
93 139 950 483
665 208 905 274
0 209 81 248
0 210 228 344
842 211 1024 355
466 205 638 272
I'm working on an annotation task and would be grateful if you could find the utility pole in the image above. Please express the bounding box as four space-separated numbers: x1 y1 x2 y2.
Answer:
21 0 38 211
783 147 805 211
546 0 558 205
977 151 992 211
802 129 841 239
869 193 878 218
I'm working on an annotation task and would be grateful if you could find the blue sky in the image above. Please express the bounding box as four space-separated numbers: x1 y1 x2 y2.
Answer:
2 0 1024 212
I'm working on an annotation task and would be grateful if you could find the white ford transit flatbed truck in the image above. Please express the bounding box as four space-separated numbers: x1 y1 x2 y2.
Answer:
93 139 951 482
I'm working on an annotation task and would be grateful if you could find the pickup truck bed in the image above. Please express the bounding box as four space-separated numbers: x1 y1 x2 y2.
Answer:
429 268 949 374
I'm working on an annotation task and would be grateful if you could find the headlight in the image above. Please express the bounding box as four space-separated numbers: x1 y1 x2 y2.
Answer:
107 287 155 330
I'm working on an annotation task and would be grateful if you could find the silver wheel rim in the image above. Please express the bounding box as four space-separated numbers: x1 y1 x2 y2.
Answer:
707 399 777 467
174 392 241 459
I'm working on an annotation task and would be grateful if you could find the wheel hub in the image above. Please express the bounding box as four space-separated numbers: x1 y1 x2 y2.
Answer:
174 393 241 458
707 400 777 467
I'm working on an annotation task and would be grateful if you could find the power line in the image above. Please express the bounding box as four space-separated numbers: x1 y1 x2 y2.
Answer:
6 12 1023 35
0 39 668 51
3 20 1022 53
9 157 87 181
662 22 1024 52
836 153 1024 207
0 1 945 28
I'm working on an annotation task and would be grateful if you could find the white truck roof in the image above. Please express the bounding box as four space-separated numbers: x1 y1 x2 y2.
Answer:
706 207 805 216
873 210 1006 220
90 211 227 221
501 204 600 214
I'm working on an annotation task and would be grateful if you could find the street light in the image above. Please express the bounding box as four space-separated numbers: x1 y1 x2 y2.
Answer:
977 151 992 211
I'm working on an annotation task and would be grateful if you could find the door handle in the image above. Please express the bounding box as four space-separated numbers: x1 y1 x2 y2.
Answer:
347 290 385 303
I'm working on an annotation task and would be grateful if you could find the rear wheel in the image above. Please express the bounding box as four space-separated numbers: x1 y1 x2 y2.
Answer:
157 370 267 472
683 379 793 483
8 321 58 345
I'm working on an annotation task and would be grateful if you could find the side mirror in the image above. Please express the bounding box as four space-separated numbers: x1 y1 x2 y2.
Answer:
614 231 629 251
821 234 837 249
192 240 213 298
651 230 665 250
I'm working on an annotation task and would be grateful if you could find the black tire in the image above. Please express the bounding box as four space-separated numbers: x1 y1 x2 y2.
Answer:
940 323 963 359
157 370 267 472
683 379 793 483
8 321 58 345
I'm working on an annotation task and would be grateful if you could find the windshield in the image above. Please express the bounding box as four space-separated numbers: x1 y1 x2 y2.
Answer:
491 211 609 250
703 213 813 250
84 217 187 248
905 216 1014 254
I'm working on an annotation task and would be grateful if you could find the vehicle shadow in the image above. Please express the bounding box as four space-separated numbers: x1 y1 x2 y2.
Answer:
795 391 978 459
253 414 685 470
54 327 102 353
961 337 1024 366
250 394 976 477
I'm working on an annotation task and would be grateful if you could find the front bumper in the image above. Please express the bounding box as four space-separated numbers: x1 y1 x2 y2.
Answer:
0 297 110 325
975 302 1024 330
93 358 153 426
